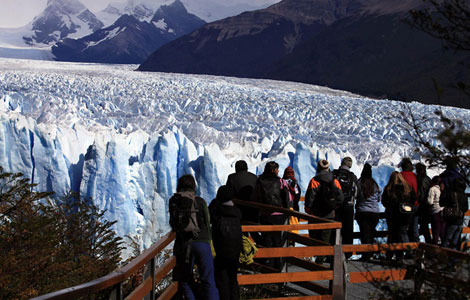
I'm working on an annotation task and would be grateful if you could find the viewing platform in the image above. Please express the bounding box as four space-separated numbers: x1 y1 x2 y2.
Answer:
31 199 470 300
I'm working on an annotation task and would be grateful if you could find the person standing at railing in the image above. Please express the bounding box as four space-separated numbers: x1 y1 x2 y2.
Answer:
399 158 419 243
440 178 468 250
355 163 381 261
333 157 364 259
427 176 445 245
382 171 416 260
416 163 432 244
226 160 258 225
169 175 219 300
252 161 290 270
283 166 301 212
209 185 242 300
305 159 344 264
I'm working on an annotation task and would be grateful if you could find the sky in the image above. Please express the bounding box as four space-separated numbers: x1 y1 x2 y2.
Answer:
0 0 120 28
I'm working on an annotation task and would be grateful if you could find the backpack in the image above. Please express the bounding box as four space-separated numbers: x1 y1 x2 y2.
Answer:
315 179 342 210
333 169 356 205
258 177 284 207
212 208 243 259
239 235 258 265
169 192 200 237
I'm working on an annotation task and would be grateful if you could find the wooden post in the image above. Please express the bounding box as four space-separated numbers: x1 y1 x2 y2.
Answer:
109 282 122 300
414 248 426 295
144 257 156 300
331 228 345 300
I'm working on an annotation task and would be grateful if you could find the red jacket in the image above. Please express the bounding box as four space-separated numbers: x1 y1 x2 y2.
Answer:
401 171 418 205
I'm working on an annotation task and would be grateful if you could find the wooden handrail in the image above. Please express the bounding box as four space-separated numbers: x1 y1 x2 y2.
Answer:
30 193 469 300
31 231 176 300
233 199 337 224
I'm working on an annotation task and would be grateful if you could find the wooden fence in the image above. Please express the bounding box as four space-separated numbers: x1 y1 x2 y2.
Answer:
30 198 470 300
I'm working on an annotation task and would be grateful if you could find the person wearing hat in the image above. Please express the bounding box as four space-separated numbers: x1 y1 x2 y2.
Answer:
305 159 344 264
283 166 301 211
209 185 242 300
333 157 363 253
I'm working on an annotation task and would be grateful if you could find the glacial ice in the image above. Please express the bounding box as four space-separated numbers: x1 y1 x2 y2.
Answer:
0 57 468 254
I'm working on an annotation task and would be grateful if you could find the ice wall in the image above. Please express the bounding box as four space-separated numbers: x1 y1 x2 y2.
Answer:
0 112 400 251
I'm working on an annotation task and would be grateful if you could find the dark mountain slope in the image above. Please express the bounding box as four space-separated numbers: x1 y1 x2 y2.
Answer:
138 0 362 76
138 0 469 108
267 14 469 107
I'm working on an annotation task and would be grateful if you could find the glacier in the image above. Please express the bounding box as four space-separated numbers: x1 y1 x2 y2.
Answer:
1 57 468 254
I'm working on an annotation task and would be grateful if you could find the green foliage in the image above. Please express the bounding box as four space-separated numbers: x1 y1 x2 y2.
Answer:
0 167 124 299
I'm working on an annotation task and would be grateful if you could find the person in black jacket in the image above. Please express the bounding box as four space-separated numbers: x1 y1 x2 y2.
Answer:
333 157 364 252
226 160 258 223
209 186 242 300
415 163 432 243
253 161 290 269
382 171 416 260
441 178 468 250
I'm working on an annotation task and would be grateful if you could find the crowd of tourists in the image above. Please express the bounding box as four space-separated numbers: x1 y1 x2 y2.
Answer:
168 157 468 300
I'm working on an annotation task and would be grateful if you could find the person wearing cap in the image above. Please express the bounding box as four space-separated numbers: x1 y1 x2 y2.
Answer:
209 186 242 300
283 166 301 211
305 159 344 264
333 157 363 252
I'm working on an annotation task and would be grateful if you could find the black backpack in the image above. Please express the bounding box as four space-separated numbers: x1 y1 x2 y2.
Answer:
212 208 242 259
258 177 283 207
333 169 356 205
169 192 200 237
315 179 343 210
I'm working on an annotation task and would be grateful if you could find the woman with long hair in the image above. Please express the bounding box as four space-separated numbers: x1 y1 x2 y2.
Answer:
382 171 416 259
355 163 381 261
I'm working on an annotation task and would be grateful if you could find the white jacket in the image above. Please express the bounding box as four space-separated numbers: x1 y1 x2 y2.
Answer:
427 185 443 214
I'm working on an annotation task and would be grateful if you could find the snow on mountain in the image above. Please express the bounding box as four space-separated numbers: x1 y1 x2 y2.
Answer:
52 2 205 64
97 0 281 26
96 0 174 27
1 58 467 253
22 0 104 45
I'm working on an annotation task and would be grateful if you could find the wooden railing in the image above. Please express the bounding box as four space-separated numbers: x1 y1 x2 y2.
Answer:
31 201 347 300
233 199 346 300
30 196 470 300
31 231 177 300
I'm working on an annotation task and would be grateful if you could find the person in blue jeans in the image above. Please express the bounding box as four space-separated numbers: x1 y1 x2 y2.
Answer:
169 175 219 300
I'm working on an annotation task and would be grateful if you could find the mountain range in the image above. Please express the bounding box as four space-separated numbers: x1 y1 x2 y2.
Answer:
138 0 470 108
52 0 206 63
0 0 278 63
